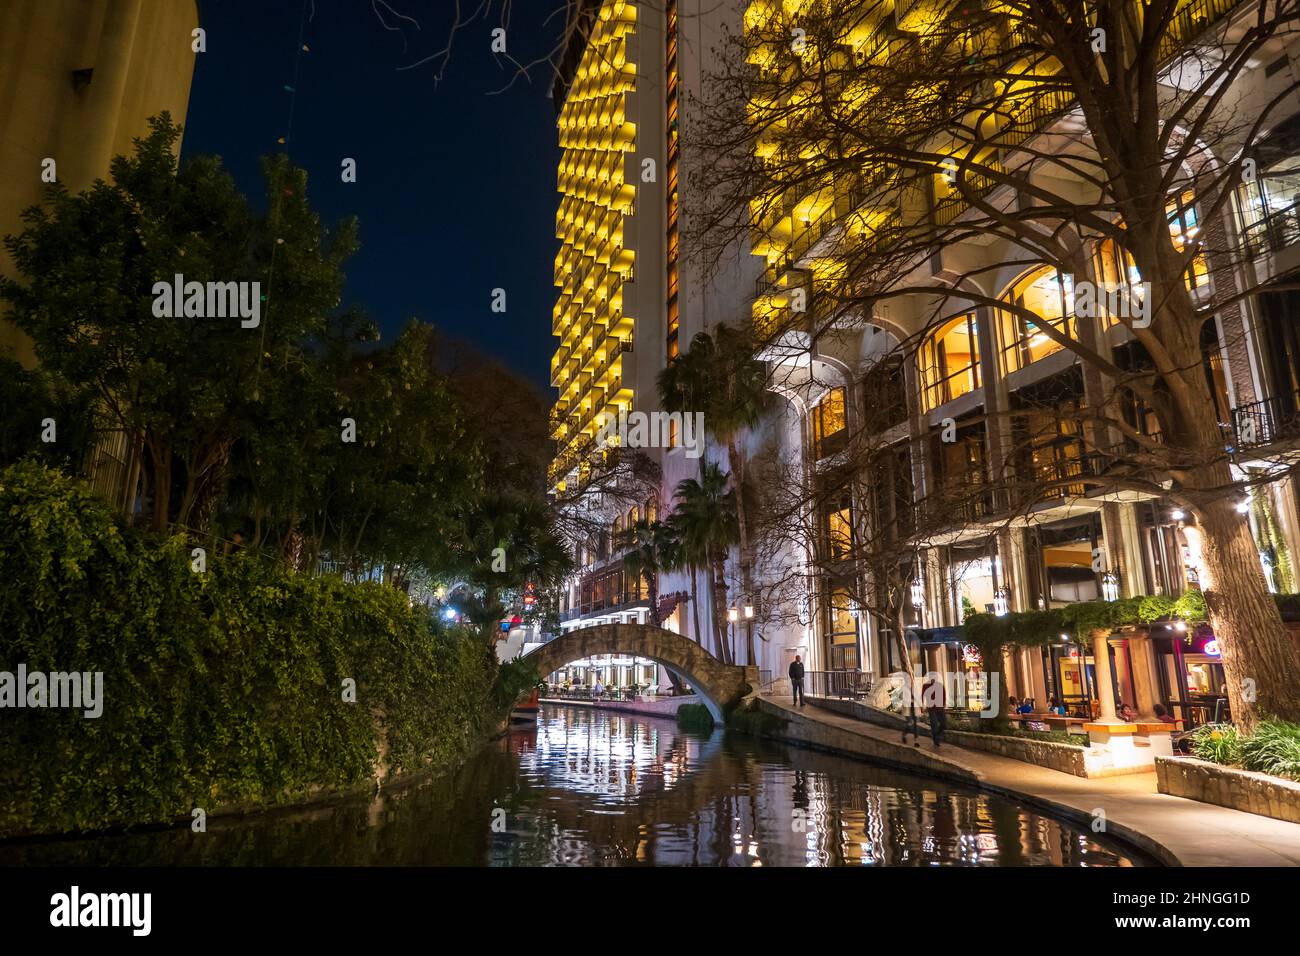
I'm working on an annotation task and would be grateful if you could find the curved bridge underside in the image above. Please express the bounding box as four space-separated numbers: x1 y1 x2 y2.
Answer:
521 623 759 720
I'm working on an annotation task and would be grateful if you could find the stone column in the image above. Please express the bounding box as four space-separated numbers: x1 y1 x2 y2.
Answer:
1090 629 1119 722
1128 634 1161 720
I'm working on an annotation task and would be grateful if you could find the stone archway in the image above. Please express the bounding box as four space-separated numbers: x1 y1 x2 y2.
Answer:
521 623 759 720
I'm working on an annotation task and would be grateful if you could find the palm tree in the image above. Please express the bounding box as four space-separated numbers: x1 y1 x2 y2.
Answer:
617 518 674 627
461 489 574 641
668 464 740 665
656 513 708 659
658 325 769 664
618 518 689 693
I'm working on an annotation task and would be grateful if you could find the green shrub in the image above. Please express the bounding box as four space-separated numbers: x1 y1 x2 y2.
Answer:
1191 723 1244 767
1240 719 1300 781
0 461 504 837
676 702 714 732
726 700 787 736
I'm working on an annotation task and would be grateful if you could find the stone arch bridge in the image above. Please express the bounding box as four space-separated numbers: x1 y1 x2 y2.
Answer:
520 623 759 720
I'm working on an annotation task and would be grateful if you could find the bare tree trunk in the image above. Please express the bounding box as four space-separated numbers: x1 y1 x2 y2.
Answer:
1196 495 1300 729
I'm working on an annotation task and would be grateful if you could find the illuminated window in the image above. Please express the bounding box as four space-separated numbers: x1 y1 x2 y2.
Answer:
1093 239 1144 328
1167 192 1208 290
812 387 848 458
919 313 981 410
825 497 854 561
999 266 1075 372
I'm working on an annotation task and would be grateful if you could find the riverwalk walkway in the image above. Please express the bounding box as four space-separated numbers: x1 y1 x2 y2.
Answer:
759 694 1300 866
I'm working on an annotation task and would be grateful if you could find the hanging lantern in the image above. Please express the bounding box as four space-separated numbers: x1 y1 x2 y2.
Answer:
910 579 925 609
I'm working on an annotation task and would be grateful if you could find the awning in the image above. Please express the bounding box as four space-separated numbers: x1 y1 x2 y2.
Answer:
906 625 967 646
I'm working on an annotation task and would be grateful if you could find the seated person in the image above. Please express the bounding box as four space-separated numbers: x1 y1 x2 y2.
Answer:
1008 696 1020 714
1153 703 1177 724
1048 696 1067 716
1017 699 1034 715
1117 701 1137 721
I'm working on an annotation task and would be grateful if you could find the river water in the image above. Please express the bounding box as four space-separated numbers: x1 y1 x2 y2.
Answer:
1 704 1150 866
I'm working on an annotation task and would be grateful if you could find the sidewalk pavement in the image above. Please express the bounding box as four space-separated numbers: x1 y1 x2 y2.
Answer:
760 694 1300 866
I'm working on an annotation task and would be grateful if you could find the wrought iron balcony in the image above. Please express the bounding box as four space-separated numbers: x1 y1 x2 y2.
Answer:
1233 392 1300 450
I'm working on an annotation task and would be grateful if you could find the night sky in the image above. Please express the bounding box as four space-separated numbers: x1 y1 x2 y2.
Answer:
181 0 567 390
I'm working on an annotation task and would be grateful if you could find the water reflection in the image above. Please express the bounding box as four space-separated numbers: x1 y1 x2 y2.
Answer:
0 705 1147 866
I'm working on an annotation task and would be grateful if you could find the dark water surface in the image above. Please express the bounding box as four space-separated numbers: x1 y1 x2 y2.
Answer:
1 705 1151 866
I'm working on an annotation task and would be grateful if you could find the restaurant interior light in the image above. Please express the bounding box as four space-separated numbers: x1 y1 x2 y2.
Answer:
1171 509 1186 521
1101 570 1120 602
993 588 1009 617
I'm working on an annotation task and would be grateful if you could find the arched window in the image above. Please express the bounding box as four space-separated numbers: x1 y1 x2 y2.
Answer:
999 266 1075 372
919 312 980 411
811 386 847 459
646 495 658 524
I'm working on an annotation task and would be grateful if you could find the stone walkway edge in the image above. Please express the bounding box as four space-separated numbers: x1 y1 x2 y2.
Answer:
753 695 1300 867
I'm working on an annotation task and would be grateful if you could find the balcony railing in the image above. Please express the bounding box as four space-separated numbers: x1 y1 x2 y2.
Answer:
807 669 872 700
1233 392 1300 450
1241 197 1300 257
1157 0 1242 61
932 159 1009 227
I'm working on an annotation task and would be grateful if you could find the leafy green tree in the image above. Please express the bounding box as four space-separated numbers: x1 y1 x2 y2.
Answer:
0 113 357 532
0 359 96 472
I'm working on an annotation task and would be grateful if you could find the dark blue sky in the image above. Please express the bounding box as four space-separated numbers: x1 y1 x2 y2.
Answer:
182 0 566 389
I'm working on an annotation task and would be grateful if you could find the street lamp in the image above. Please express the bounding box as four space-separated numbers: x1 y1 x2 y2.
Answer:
1101 570 1120 602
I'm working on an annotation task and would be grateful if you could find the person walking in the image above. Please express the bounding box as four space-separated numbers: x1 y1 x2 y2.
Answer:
788 655 806 707
901 676 922 747
922 673 947 749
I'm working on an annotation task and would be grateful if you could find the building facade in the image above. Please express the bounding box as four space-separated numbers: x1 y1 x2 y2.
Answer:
547 0 757 688
0 0 201 510
736 0 1300 725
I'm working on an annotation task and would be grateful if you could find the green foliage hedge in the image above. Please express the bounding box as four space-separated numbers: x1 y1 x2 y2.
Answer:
725 700 787 736
0 461 505 837
1193 719 1300 781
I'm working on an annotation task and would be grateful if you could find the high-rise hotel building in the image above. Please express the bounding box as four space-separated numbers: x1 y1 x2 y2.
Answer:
549 0 754 650
549 0 663 496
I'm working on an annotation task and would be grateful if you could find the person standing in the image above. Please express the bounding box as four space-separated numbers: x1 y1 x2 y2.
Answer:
788 655 806 707
922 673 947 749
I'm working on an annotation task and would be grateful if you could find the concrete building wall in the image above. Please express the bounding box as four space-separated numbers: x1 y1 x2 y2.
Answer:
0 0 199 366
